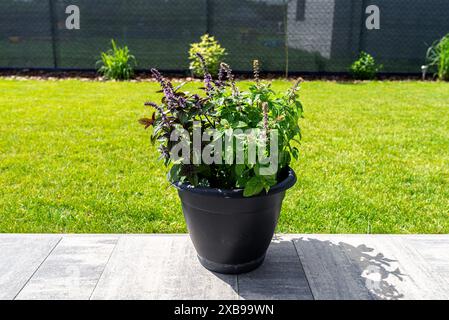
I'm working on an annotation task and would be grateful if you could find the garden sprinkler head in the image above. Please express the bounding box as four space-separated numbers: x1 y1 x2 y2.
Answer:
421 65 428 80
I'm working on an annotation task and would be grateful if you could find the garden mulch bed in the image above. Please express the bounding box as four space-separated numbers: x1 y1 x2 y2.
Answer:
0 69 425 82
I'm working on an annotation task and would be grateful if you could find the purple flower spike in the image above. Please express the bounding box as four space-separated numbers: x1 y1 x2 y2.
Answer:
158 145 170 159
215 64 226 88
145 101 170 125
220 62 239 96
151 68 179 110
196 53 214 95
150 68 163 84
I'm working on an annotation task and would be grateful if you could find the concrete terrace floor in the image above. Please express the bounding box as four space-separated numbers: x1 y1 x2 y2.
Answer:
0 234 448 300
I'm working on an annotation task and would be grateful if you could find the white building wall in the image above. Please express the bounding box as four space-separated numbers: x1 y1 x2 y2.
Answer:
286 0 335 58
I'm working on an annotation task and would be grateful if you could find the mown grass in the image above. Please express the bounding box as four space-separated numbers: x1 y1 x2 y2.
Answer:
0 79 448 233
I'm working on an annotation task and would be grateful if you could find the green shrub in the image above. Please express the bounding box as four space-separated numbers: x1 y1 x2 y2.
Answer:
97 40 136 80
427 34 449 81
349 51 382 80
189 34 226 77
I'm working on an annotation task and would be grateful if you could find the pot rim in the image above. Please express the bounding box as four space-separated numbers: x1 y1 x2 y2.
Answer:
170 166 297 198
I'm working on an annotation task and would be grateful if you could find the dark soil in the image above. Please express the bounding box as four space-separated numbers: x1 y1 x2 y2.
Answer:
0 68 426 82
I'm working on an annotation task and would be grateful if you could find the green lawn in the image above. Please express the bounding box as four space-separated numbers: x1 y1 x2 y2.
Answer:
1 79 448 233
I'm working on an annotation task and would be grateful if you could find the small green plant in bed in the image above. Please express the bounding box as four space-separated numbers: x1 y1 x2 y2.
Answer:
189 34 227 78
427 34 449 81
97 39 136 80
350 51 382 80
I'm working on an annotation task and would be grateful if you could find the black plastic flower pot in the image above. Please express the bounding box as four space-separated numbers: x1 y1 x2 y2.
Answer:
171 167 297 274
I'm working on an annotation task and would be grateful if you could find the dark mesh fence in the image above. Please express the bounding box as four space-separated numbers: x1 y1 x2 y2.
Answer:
1 0 448 74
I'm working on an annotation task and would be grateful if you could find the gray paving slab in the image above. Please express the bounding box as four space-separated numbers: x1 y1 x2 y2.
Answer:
237 237 313 300
0 234 61 300
401 235 449 282
291 234 449 300
2 234 448 300
91 235 239 300
15 235 119 300
380 235 449 300
293 235 376 300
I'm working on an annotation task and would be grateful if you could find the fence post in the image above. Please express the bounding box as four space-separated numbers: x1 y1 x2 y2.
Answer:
48 0 58 69
205 0 212 35
284 0 289 78
357 0 366 54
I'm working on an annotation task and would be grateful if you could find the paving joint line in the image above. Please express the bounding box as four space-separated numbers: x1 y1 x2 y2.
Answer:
291 238 315 300
13 236 63 300
88 235 121 300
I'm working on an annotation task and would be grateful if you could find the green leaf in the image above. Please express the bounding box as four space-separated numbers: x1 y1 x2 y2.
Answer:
169 164 181 182
186 174 199 186
243 176 264 197
220 119 230 128
262 174 277 186
234 121 248 128
234 164 246 176
291 146 299 159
